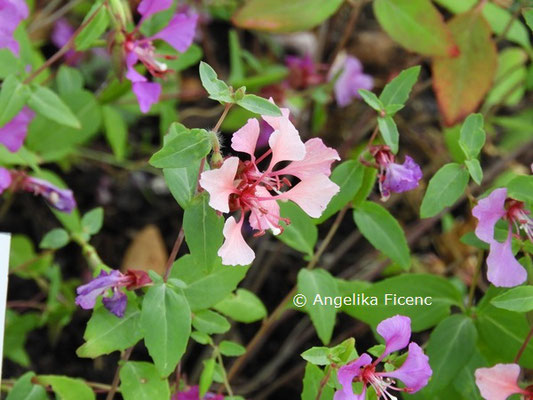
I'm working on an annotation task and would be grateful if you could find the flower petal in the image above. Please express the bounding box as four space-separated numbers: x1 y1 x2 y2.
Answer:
376 315 411 359
0 167 11 194
0 0 28 56
218 217 255 266
472 188 508 244
274 138 340 179
248 185 281 234
281 174 339 218
382 156 422 196
75 270 123 310
132 81 161 113
330 55 373 107
151 12 198 53
102 290 128 318
0 107 35 153
486 227 527 287
475 364 525 400
200 157 239 213
22 176 76 213
335 353 372 400
138 0 172 21
231 118 260 161
382 343 432 393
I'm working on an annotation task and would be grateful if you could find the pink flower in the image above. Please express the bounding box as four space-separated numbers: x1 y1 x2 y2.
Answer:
200 102 339 266
172 386 224 400
475 364 532 400
0 167 11 194
285 54 325 90
0 0 29 56
334 315 432 400
0 107 35 153
329 54 373 107
123 0 198 113
472 188 530 287
372 146 422 201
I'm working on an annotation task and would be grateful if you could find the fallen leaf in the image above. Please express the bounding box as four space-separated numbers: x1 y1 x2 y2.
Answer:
121 225 168 276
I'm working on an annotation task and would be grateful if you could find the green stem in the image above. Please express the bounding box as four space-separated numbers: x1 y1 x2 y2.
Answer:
72 234 109 272
214 347 234 397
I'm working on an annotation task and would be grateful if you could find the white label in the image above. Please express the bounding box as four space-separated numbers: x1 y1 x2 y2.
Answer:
0 233 11 378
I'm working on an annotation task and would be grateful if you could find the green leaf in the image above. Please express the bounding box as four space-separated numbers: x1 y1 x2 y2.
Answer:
141 284 191 376
192 310 230 334
81 208 104 236
214 288 267 323
506 175 533 203
102 106 127 161
425 314 477 393
352 166 377 207
491 286 533 312
358 89 383 111
119 362 170 400
163 160 202 209
191 331 212 345
219 340 246 357
317 160 364 223
379 65 421 106
149 123 211 169
232 0 344 33
0 75 30 127
459 113 485 159
420 163 469 218
377 116 399 154
300 347 330 366
452 350 486 400
343 274 462 331
39 229 70 250
228 30 245 83
77 303 142 358
165 43 203 72
353 201 410 269
199 62 233 103
74 2 110 51
525 8 533 33
199 358 216 397
297 269 338 345
37 376 94 400
4 311 40 367
373 0 457 56
465 159 483 185
6 372 48 400
301 363 334 400
56 66 84 96
236 94 282 116
278 201 317 256
432 10 497 126
28 86 80 129
183 193 225 271
485 48 527 108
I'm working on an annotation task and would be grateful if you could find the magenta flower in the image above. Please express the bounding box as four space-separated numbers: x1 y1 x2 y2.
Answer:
334 315 432 400
123 0 197 113
0 0 29 56
76 269 151 317
200 103 340 265
372 146 422 201
172 386 224 400
285 54 324 90
0 167 11 194
329 54 373 107
0 107 34 153
475 364 533 400
472 188 530 287
21 176 76 213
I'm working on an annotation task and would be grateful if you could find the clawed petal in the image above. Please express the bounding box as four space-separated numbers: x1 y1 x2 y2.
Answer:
330 55 373 107
281 174 339 218
22 176 76 213
132 81 161 113
231 118 260 161
0 0 29 56
199 157 239 213
0 167 11 194
382 343 432 393
486 227 527 287
472 188 508 244
248 186 281 234
218 217 255 266
382 156 422 196
376 315 411 359
336 353 372 399
75 270 123 310
125 52 146 83
274 138 340 179
138 0 172 22
151 13 198 53
0 107 35 153
475 364 525 400
102 290 128 318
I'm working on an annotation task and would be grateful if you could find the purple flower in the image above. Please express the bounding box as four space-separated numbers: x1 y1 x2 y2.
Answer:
285 54 324 90
51 18 82 65
334 315 432 400
0 0 29 56
0 107 34 153
172 386 224 400
123 0 198 113
472 188 529 287
0 167 11 194
329 54 373 107
21 176 77 213
76 269 151 318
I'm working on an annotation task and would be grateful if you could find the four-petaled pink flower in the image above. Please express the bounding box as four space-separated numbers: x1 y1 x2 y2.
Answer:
0 0 29 56
334 315 432 400
329 54 373 107
123 0 198 113
475 363 533 400
472 188 531 287
372 145 422 201
0 107 35 153
200 103 340 266
76 269 151 318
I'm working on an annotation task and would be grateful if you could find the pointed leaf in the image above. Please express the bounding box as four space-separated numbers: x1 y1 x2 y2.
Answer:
119 362 170 400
